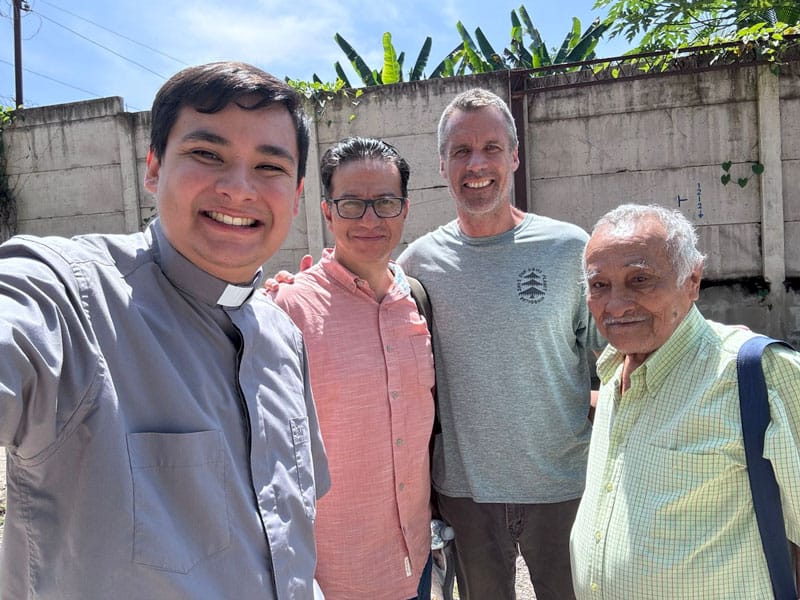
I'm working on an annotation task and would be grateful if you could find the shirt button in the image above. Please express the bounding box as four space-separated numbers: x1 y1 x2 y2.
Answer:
594 531 602 541
591 582 599 592
606 482 613 492
399 483 405 491
391 391 399 400
386 344 392 352
396 438 403 446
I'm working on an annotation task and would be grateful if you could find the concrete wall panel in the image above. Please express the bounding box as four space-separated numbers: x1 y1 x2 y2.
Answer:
2 59 799 338
19 213 126 238
12 165 124 220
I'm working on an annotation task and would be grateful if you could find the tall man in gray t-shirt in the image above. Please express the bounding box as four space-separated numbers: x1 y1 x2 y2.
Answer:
398 88 603 600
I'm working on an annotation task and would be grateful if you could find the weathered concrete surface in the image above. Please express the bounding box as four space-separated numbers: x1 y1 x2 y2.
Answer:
2 60 799 342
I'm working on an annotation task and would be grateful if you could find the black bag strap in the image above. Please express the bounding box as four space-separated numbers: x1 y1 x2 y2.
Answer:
407 276 441 435
737 335 796 600
407 276 432 330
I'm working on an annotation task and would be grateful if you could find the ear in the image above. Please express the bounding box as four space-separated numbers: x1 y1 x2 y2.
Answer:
293 178 304 217
685 264 703 301
144 150 160 194
439 158 446 179
511 145 520 173
321 200 334 231
402 197 410 220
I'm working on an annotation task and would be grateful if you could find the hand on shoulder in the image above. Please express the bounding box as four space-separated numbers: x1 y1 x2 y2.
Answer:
263 254 314 295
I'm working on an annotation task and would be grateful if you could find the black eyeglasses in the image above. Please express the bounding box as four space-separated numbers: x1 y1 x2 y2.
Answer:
329 197 406 219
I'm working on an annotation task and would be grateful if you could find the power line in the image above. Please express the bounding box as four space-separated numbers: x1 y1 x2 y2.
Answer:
0 57 145 110
37 0 189 66
29 9 169 80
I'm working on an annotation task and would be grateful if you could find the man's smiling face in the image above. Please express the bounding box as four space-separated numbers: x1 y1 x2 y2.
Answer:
584 217 701 366
439 105 519 219
144 100 302 283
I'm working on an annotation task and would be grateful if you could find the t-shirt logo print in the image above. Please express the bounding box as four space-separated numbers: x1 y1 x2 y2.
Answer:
517 267 547 304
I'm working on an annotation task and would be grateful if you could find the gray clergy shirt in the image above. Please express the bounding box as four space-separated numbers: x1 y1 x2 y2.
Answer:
0 219 329 599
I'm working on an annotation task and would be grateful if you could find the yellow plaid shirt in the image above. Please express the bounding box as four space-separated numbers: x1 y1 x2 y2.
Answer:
571 305 800 599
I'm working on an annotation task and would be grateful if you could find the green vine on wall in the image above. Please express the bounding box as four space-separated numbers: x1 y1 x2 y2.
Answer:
285 78 364 124
0 106 18 242
720 160 764 187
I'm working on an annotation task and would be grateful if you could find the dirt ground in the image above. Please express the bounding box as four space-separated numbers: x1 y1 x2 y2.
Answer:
515 558 537 600
432 550 536 600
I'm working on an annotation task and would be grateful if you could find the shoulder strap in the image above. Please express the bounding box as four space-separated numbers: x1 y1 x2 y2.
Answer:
737 335 796 600
407 276 432 331
406 276 441 435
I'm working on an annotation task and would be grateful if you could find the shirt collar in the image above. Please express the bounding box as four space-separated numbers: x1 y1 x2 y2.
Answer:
597 304 705 392
150 218 262 308
319 247 410 299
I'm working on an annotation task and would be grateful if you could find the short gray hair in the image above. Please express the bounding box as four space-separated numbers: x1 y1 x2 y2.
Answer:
589 203 705 285
437 88 518 158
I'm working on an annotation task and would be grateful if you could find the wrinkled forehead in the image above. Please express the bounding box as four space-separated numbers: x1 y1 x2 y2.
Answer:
585 222 672 274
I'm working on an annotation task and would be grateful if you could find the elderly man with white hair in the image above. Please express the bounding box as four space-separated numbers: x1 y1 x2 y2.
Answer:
570 203 800 599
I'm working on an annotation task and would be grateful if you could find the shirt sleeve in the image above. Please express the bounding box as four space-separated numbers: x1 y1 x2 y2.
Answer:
763 344 800 544
0 248 101 457
395 245 415 276
299 341 330 498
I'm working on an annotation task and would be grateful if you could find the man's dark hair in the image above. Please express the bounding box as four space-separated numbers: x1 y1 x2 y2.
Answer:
149 61 310 183
320 137 410 199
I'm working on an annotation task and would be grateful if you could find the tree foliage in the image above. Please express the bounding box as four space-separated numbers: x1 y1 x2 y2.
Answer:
328 32 432 87
327 3 611 87
595 0 800 50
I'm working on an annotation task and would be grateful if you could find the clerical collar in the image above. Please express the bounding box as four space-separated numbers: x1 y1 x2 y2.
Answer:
150 219 262 308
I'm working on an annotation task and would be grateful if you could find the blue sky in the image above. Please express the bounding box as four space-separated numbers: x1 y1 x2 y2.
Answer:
1 0 636 112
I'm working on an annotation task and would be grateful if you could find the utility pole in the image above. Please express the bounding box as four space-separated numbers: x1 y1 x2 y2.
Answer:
13 0 28 108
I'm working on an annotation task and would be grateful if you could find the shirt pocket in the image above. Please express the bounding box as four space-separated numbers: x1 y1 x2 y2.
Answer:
410 333 435 389
290 416 317 520
629 445 738 547
127 430 230 573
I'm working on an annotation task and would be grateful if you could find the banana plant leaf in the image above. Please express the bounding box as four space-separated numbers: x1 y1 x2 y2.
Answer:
410 36 432 80
518 5 544 49
475 27 506 69
553 17 582 64
333 62 352 88
429 43 463 78
381 32 402 84
563 20 611 63
334 33 378 86
456 21 483 61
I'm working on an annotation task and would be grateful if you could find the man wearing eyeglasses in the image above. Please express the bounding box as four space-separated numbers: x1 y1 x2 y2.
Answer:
271 137 436 600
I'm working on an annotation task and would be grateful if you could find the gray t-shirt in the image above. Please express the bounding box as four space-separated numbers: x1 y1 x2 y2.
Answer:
398 213 602 503
0 219 329 599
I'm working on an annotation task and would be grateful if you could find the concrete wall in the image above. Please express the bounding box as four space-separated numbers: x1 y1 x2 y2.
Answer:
3 60 799 343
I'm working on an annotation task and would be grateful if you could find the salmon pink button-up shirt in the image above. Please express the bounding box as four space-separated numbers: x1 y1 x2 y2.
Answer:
273 249 435 600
